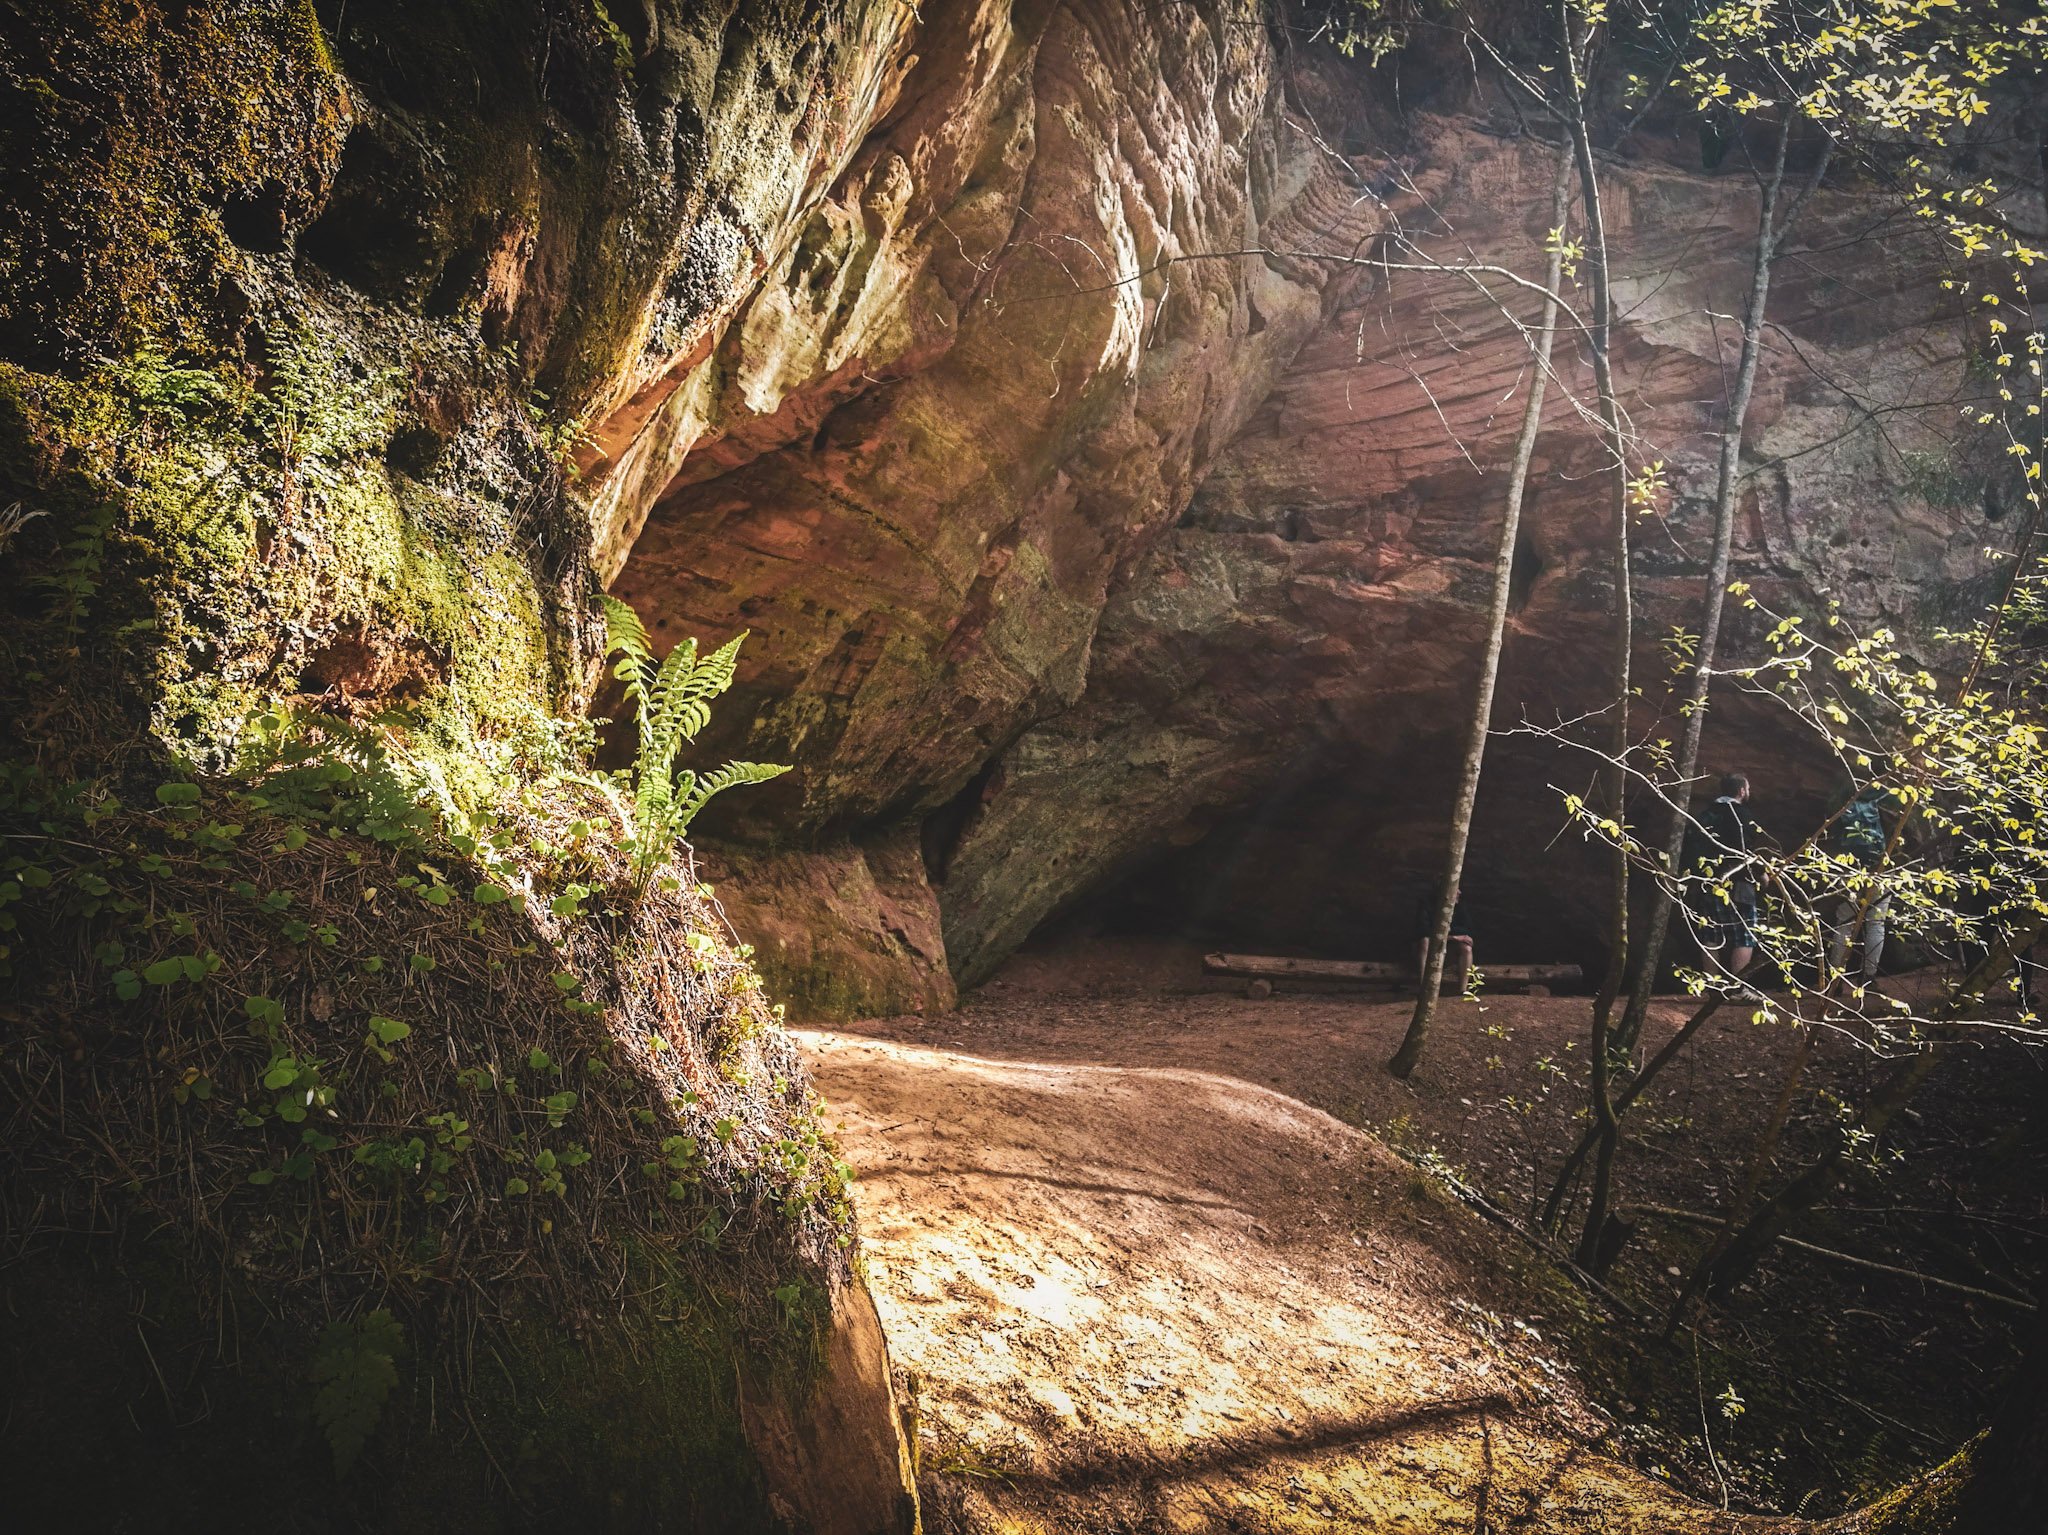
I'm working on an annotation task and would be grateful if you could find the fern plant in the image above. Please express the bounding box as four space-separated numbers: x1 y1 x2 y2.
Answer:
310 1308 404 1475
597 594 788 895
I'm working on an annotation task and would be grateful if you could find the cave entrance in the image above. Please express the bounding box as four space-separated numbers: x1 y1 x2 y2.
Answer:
1010 684 1851 999
1024 732 1620 988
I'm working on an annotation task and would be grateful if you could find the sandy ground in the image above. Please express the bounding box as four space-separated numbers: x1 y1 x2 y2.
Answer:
797 940 2039 1532
797 950 1799 1533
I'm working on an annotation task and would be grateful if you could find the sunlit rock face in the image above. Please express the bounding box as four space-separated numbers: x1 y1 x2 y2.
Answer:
935 122 2006 983
598 10 2012 1011
602 0 1381 1011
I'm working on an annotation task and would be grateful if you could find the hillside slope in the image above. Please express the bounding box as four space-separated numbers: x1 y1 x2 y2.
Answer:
803 1022 1766 1533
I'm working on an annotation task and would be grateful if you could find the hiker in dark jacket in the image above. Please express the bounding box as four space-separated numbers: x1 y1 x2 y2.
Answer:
1683 772 1765 993
1825 785 1897 993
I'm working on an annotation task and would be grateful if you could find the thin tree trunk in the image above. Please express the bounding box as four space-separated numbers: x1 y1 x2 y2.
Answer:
1538 987 1727 1231
1537 791 1858 1235
1698 916 2046 1299
1572 996 1624 1270
1615 122 1834 1056
1389 143 1575 1080
1559 7 1633 1260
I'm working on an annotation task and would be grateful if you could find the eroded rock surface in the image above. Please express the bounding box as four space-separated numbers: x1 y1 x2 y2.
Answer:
938 123 2004 980
592 14 2014 1005
11 0 2003 1010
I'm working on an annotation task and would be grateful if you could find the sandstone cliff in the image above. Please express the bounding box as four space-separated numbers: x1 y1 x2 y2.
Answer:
579 4 2015 1010
0 0 2032 1524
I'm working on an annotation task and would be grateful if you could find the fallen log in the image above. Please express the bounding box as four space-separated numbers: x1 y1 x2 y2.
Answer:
1203 952 1582 985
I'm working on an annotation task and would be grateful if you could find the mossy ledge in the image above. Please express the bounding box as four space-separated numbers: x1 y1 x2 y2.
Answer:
0 765 911 1530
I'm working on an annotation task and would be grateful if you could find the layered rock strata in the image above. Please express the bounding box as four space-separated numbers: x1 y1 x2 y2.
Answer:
595 15 2012 1005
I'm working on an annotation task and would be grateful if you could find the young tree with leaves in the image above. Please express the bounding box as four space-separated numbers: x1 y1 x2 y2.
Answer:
1615 0 2043 1058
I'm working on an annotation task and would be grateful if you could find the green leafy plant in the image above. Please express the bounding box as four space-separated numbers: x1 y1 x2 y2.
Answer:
310 1309 404 1474
594 595 788 895
257 325 399 505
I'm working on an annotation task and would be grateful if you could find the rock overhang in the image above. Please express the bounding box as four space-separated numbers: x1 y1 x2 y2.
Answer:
583 7 2017 1016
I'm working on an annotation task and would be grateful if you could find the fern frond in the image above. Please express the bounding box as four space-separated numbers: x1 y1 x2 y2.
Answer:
600 593 658 738
675 760 791 831
311 1309 404 1475
667 631 748 742
634 742 678 837
631 637 696 802
643 634 710 749
600 592 652 664
600 614 786 896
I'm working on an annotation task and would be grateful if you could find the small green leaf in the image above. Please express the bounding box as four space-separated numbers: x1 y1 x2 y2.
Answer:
142 957 186 986
367 1016 411 1045
503 1177 530 1197
154 782 201 805
247 1168 277 1186
472 883 509 905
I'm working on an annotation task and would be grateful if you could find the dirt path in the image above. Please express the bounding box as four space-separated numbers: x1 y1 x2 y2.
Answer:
799 996 1785 1533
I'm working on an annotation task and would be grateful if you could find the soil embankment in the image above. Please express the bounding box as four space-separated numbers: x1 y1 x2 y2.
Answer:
799 945 2037 1532
800 1011 1746 1531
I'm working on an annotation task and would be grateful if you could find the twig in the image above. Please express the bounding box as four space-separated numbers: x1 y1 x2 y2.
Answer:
1633 1205 2038 1311
1694 1329 1731 1513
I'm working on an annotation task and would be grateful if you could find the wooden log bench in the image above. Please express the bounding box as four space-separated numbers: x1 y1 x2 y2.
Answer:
1202 952 1582 997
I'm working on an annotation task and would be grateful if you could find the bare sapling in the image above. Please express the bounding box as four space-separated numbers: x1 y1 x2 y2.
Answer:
1390 141 1577 1080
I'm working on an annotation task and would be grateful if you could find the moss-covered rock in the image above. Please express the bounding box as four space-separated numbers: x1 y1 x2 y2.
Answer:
0 1 921 1523
0 757 912 1529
